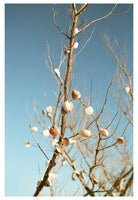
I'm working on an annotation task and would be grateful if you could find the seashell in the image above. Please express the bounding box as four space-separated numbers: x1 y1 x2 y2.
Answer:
99 129 109 137
117 137 124 144
125 86 130 94
72 89 80 100
63 101 73 113
78 129 91 137
43 129 50 137
78 92 81 99
25 141 31 148
92 178 99 184
51 138 58 146
62 158 67 166
49 125 60 136
42 108 46 115
49 172 58 180
74 27 79 35
85 106 94 115
73 42 79 49
45 160 50 170
64 49 70 56
46 106 53 113
69 138 77 145
31 126 38 132
63 137 70 146
47 112 52 120
54 68 60 78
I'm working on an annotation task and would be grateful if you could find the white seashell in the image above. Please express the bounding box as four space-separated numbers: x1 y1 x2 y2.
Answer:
47 112 52 120
49 172 58 180
45 160 50 170
74 27 79 35
99 129 109 137
54 68 60 78
63 101 73 113
43 129 50 137
51 138 58 146
78 92 81 99
46 106 53 113
25 141 31 148
69 138 77 145
85 106 94 115
31 126 38 132
73 42 79 49
78 129 91 137
125 86 130 93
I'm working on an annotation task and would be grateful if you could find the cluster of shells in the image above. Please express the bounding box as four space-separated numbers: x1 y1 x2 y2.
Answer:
25 27 125 188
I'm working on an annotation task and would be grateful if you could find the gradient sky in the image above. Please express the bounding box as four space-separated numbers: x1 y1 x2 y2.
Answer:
5 4 133 196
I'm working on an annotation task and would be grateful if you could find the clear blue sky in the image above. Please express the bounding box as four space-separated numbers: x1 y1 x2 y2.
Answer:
5 4 133 196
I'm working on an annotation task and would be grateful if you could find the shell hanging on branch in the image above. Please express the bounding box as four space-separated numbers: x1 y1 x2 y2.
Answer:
25 141 31 148
63 137 77 146
42 108 46 115
63 137 70 146
46 106 53 113
47 112 52 120
73 42 79 49
125 86 130 94
49 125 60 136
99 129 109 137
78 129 91 138
49 173 58 180
92 178 99 185
51 138 58 146
54 68 60 78
85 106 94 115
117 137 124 144
72 89 81 100
31 126 38 132
64 49 70 56
62 101 73 113
74 27 79 35
43 129 50 137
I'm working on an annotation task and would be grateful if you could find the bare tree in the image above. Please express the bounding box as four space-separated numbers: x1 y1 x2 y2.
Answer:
25 4 133 196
